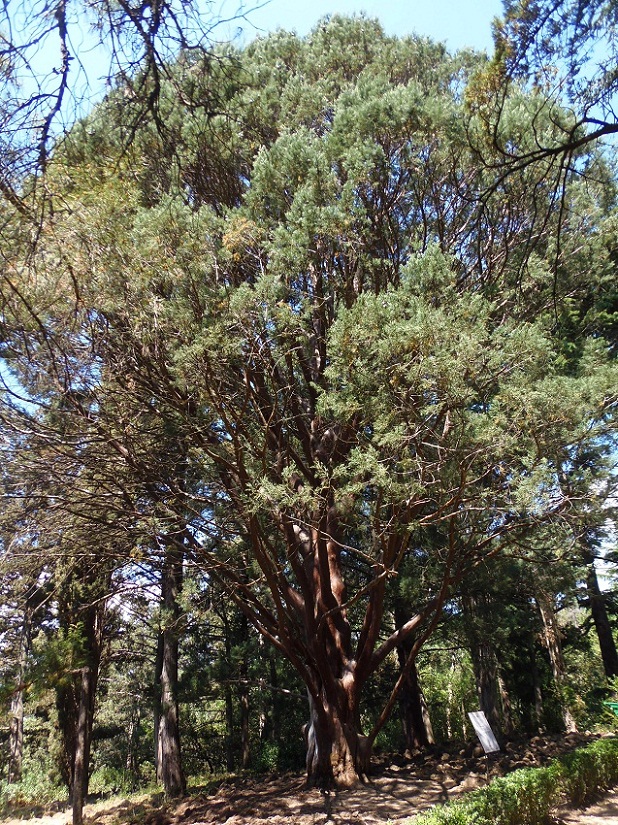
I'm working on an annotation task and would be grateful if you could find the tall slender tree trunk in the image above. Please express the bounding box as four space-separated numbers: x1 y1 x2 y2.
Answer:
239 612 251 770
156 543 186 799
268 653 279 744
126 714 138 780
8 688 24 785
221 607 235 772
8 601 30 784
154 629 164 781
463 596 502 738
529 641 545 732
224 683 235 772
497 671 514 737
239 682 250 769
72 661 98 825
586 561 618 679
536 589 577 733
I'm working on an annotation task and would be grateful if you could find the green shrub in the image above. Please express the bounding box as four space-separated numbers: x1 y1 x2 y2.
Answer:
411 737 618 825
466 768 559 825
0 769 67 811
556 738 618 807
251 741 280 773
411 801 479 825
88 765 135 796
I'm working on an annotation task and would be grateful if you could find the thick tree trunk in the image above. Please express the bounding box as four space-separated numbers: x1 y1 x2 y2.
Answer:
156 544 186 799
536 590 577 733
587 562 618 679
57 674 79 790
304 692 369 789
56 622 101 825
472 639 502 734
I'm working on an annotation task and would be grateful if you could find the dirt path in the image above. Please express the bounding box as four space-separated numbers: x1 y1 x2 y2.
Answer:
2 782 618 825
5 787 618 825
2 734 617 825
556 790 618 825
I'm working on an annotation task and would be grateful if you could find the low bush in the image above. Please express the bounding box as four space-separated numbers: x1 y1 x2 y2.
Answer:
411 736 618 825
0 772 67 812
88 765 136 796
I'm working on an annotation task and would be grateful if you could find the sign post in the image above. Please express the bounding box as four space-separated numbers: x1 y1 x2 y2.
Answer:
468 711 500 783
468 711 500 754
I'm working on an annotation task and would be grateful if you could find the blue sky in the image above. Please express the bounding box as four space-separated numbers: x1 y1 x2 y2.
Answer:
231 0 503 52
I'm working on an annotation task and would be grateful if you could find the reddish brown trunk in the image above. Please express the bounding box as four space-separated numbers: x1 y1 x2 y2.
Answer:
304 691 369 789
297 489 371 788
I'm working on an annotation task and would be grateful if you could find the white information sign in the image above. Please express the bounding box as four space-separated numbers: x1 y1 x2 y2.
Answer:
468 711 500 754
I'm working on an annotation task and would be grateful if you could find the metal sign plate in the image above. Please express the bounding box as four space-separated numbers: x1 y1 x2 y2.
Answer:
468 711 500 754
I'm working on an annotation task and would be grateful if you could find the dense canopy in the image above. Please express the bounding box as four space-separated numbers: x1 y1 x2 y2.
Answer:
0 9 617 821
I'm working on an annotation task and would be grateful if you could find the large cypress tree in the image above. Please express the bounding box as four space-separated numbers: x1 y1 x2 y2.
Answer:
1 15 616 789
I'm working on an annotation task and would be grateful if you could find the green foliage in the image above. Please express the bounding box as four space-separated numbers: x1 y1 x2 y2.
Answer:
554 738 618 807
0 752 68 811
411 737 618 825
418 650 477 743
88 766 136 797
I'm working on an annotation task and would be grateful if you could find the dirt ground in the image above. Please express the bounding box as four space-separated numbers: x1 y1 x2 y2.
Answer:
557 792 618 825
3 733 618 825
